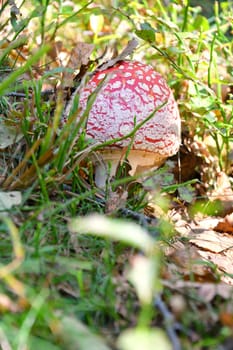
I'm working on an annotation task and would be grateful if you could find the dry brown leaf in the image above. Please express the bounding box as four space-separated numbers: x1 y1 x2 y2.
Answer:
198 250 233 276
213 172 233 200
165 217 233 285
96 38 139 72
105 188 128 214
198 282 233 302
190 230 233 253
47 40 63 62
73 42 95 67
62 42 94 86
214 213 233 234
219 312 233 327
166 241 216 281
172 143 199 182
163 280 233 302
180 218 233 285
190 217 219 230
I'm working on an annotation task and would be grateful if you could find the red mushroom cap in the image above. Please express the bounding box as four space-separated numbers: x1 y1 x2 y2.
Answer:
78 60 181 157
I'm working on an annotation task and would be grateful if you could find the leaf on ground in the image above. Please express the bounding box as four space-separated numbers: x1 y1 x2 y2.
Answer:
0 122 23 148
172 218 233 285
198 282 233 302
163 280 233 303
105 187 128 214
0 191 22 212
198 250 233 285
190 230 233 253
214 213 233 234
165 241 216 281
62 42 94 86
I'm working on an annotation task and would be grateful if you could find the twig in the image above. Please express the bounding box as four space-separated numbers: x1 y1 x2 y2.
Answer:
6 92 28 98
154 294 182 350
118 207 156 228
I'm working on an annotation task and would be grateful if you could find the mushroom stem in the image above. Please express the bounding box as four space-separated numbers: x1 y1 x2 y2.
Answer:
94 149 168 187
94 152 121 188
127 150 166 176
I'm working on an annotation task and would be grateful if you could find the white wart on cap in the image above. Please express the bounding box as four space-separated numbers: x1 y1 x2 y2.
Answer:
77 60 181 187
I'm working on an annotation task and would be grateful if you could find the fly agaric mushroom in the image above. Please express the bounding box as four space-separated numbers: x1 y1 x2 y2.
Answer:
74 60 181 187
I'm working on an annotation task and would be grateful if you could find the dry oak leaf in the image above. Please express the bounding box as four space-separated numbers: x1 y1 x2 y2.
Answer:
188 219 233 285
96 38 139 72
214 213 233 234
190 230 233 253
197 250 233 284
163 280 233 303
220 312 233 328
62 42 94 86
67 42 95 69
165 241 216 281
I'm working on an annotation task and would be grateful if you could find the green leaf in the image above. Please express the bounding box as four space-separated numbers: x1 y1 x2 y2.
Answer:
29 337 61 350
193 15 210 32
135 22 156 43
178 185 195 203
